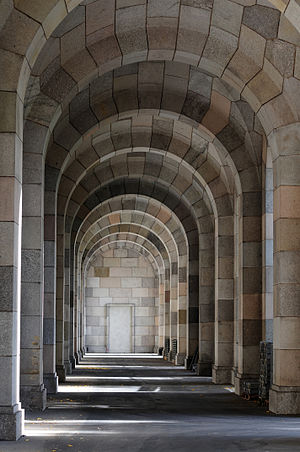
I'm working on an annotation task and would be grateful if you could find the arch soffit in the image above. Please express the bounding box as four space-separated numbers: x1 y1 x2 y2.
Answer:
15 0 300 141
49 112 244 203
65 176 212 258
84 240 162 278
74 194 189 253
82 229 171 275
81 223 174 269
80 210 183 258
78 213 185 273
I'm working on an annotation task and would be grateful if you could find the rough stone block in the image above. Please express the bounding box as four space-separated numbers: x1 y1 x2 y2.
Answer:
94 267 110 277
177 5 210 55
243 5 280 39
116 5 148 54
212 0 243 37
86 0 114 34
0 407 23 441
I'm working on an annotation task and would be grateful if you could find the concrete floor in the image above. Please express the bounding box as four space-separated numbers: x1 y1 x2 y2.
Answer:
1 354 300 451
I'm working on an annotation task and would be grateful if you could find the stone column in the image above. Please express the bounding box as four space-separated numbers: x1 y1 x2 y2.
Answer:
198 227 215 377
176 265 187 365
56 208 66 381
269 124 300 414
64 246 72 374
164 275 170 359
69 246 76 367
262 149 273 341
213 214 234 384
235 189 262 394
63 218 74 372
74 250 83 361
169 262 178 361
0 131 24 440
159 278 164 350
186 246 199 366
79 268 85 356
20 120 47 410
232 194 241 384
43 166 59 394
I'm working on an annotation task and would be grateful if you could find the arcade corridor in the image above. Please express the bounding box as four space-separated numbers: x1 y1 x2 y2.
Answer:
1 0 300 446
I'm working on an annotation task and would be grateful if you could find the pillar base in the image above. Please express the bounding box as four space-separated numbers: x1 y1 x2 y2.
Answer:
212 365 232 384
197 362 212 376
184 356 192 370
20 385 47 411
70 355 76 370
75 351 81 364
64 360 72 375
175 353 185 366
234 372 259 396
0 403 24 441
269 385 300 414
231 367 237 386
43 373 58 394
56 364 66 382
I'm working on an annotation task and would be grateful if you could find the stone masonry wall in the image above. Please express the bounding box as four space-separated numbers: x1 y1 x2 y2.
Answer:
85 247 159 353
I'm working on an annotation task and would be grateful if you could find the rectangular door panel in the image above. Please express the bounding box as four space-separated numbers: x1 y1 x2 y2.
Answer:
108 305 132 353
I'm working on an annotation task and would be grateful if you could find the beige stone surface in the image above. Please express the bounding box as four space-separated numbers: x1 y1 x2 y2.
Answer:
202 90 231 135
224 25 266 90
274 349 300 386
274 186 300 220
0 9 40 56
278 14 300 46
244 59 283 111
212 0 243 37
177 5 210 56
295 48 300 79
0 92 18 134
86 0 114 35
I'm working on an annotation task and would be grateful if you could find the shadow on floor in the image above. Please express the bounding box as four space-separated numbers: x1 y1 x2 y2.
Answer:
1 354 300 451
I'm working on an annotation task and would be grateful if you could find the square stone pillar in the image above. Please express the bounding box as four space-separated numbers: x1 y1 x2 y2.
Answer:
176 265 187 365
43 167 59 393
198 229 214 377
234 190 262 395
56 221 66 381
268 125 300 414
269 184 300 413
20 133 47 410
0 133 24 440
213 222 234 384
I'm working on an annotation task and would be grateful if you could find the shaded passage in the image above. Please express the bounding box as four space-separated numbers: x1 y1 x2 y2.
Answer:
2 355 300 451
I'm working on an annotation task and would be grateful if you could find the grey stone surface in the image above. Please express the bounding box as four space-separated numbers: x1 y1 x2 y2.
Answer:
69 88 98 134
0 407 23 441
20 385 47 411
243 5 280 39
116 5 147 54
21 250 42 283
40 57 76 104
270 387 300 415
148 0 180 17
43 373 58 394
182 0 212 8
52 5 85 38
43 318 55 345
182 91 210 123
0 266 17 312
